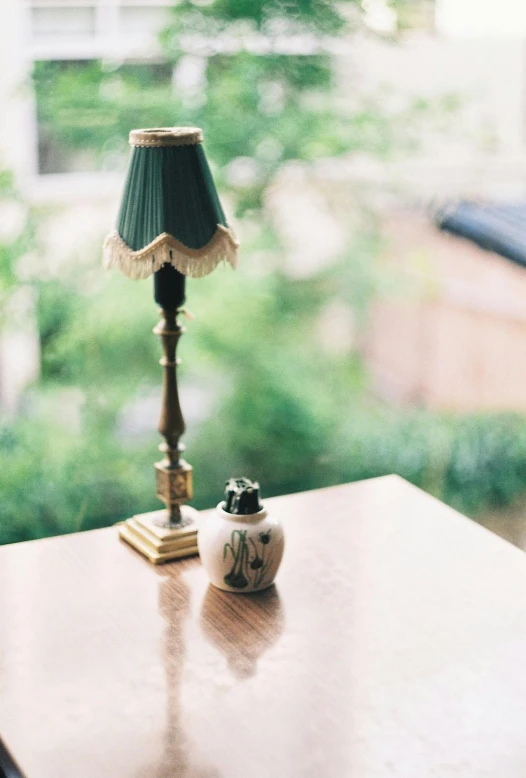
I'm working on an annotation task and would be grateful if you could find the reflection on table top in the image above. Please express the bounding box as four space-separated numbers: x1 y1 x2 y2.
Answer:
1 475 526 778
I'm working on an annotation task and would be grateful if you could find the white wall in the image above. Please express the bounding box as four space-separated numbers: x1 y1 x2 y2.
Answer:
0 3 38 185
346 34 526 155
437 0 526 37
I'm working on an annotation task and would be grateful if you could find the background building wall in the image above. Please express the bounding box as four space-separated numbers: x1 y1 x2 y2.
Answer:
366 213 526 411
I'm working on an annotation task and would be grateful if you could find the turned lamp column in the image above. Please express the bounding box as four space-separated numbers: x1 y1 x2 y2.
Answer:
154 308 193 527
152 255 194 527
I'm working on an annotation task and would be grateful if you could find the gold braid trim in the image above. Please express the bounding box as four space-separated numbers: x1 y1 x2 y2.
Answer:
129 127 203 147
103 224 239 279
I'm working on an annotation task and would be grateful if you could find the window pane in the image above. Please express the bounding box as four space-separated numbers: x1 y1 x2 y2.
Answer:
119 6 169 35
31 7 96 38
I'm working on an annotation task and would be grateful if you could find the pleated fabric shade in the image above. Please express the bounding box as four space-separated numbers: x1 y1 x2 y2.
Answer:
103 127 239 279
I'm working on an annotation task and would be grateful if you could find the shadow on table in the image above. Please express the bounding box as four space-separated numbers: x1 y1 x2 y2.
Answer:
136 567 221 778
199 584 285 679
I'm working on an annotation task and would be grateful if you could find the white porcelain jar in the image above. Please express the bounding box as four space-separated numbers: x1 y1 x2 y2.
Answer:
198 502 285 593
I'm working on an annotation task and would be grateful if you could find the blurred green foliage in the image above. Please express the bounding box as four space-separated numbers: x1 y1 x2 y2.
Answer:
0 407 154 544
2 0 526 546
34 60 175 173
0 169 36 316
33 0 412 204
4 222 526 544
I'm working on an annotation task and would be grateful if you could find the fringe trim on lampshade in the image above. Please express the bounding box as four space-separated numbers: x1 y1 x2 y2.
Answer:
103 224 239 279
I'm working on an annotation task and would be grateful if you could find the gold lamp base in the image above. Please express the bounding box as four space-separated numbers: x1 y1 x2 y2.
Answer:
119 506 200 565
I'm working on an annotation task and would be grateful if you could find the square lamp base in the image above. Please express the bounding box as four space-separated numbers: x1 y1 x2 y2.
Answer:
119 506 200 565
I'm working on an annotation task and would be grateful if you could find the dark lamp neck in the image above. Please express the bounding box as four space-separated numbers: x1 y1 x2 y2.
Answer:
154 264 186 310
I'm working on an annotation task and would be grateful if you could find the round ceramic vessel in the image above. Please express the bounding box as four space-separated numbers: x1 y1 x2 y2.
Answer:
198 503 285 593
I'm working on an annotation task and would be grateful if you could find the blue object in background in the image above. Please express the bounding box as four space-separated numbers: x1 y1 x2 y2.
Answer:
436 201 526 268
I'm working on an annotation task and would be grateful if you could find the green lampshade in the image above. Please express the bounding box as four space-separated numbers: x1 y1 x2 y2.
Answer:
103 127 239 279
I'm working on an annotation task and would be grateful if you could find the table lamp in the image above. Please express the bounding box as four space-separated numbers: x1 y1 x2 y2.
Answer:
103 127 239 564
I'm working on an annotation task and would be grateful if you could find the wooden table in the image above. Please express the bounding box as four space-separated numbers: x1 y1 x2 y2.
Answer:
1 475 526 778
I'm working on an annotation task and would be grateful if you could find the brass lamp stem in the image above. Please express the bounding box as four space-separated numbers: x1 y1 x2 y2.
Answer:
155 309 185 465
153 309 193 528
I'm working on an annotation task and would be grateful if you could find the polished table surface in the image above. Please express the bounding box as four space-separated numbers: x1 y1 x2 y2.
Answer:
2 475 526 777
